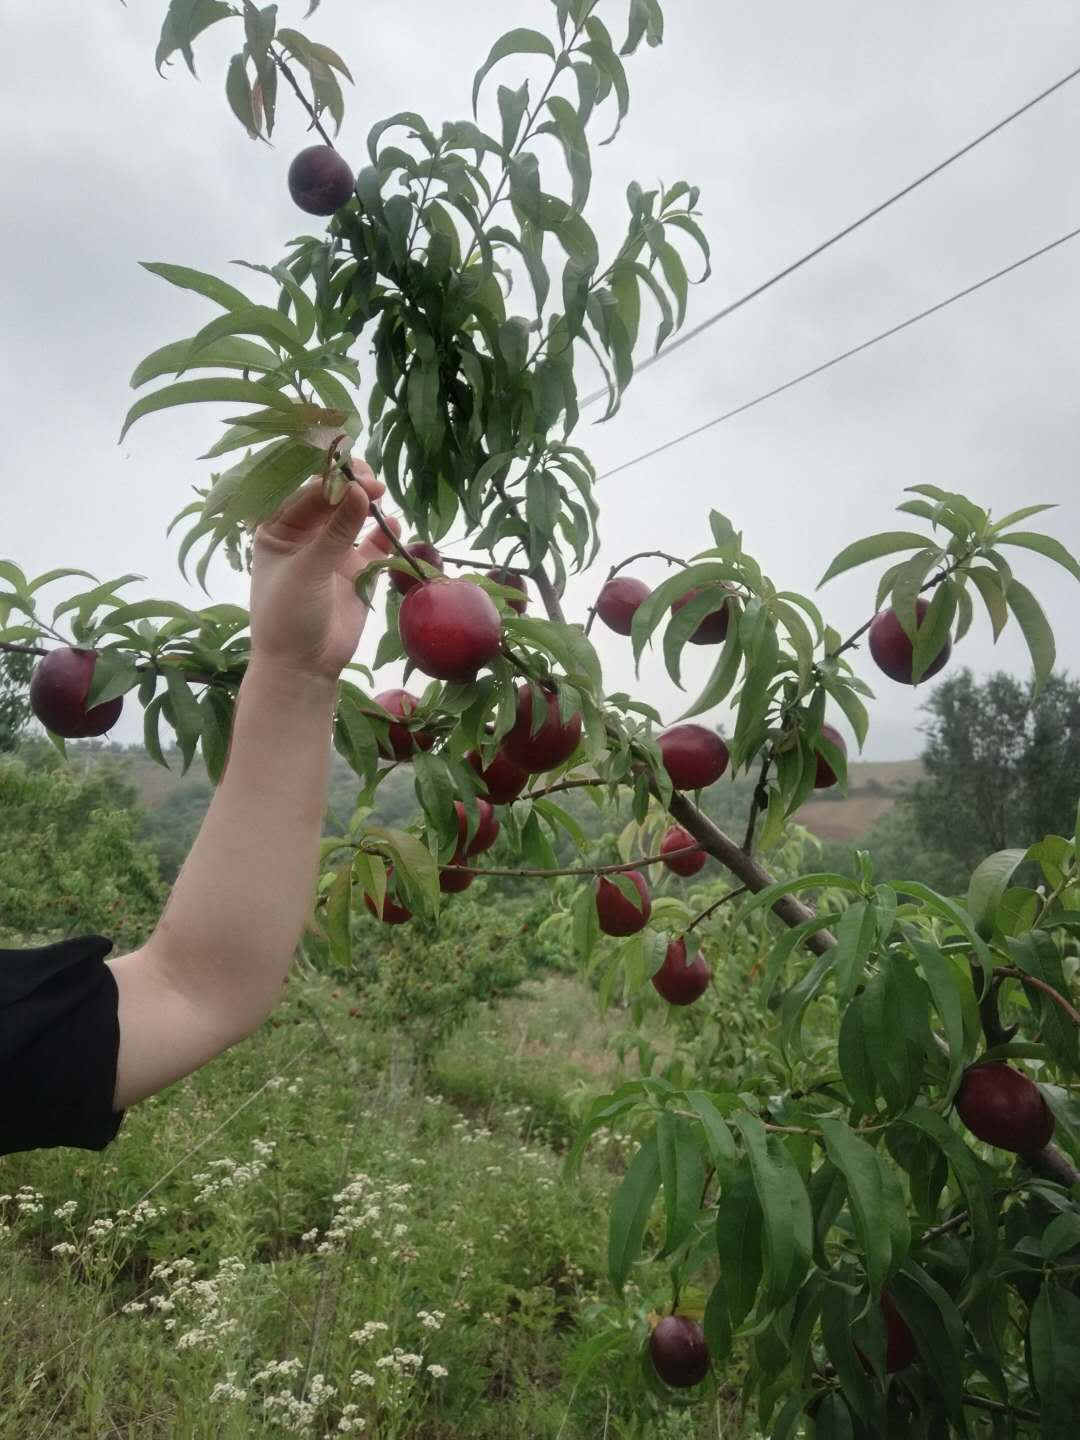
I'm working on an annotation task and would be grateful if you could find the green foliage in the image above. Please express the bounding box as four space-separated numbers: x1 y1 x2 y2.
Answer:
910 668 1080 874
2 3 1078 1434
0 752 166 950
0 648 32 752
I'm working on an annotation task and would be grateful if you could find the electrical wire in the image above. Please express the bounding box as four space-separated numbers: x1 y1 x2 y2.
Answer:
598 226 1080 481
581 60 1080 409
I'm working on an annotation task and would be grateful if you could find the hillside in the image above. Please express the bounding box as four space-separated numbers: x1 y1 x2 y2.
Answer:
795 759 923 841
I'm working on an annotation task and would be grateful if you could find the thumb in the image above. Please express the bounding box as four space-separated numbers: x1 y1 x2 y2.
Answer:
317 481 371 552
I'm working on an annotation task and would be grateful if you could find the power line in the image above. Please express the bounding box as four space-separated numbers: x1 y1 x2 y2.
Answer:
582 59 1080 409
598 226 1080 481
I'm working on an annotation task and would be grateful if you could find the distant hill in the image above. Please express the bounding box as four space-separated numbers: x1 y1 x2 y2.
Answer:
796 760 923 842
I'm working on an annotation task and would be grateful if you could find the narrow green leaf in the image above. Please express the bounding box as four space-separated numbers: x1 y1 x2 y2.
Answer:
1030 1284 1080 1440
819 1119 902 1294
656 1112 706 1258
731 1113 812 1310
120 378 295 440
324 862 353 968
1006 577 1055 693
817 532 930 588
472 28 555 116
714 1163 763 1327
901 1107 996 1271
164 669 203 774
139 260 252 312
995 531 1080 584
608 1130 661 1291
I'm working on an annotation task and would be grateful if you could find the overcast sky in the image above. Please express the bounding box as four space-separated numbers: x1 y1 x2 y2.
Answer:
3 1 1078 758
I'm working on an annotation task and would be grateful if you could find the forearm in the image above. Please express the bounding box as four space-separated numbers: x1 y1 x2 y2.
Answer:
147 659 336 1035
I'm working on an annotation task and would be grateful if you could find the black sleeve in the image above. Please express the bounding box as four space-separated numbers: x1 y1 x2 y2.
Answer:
0 935 125 1157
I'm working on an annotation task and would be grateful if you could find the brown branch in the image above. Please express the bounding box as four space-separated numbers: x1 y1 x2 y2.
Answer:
530 565 566 624
962 1393 1039 1426
0 641 47 658
524 776 606 800
268 41 335 147
685 887 748 933
1025 1144 1080 1188
995 967 1080 1027
445 845 702 880
583 549 688 637
920 1209 969 1243
664 788 838 956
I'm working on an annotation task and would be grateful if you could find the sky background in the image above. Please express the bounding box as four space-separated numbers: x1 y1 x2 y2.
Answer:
3 1 1078 758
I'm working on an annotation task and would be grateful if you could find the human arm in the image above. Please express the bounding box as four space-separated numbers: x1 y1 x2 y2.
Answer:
107 466 398 1107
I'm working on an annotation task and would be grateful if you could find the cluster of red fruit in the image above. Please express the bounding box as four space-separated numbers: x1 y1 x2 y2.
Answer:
648 1059 1054 1390
594 574 852 788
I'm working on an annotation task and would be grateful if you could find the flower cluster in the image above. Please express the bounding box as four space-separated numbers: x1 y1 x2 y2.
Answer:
192 1138 275 1203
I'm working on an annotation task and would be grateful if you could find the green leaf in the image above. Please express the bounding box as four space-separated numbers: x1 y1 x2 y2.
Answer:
820 1118 907 1295
540 95 591 212
817 532 930 588
155 0 234 75
677 619 742 722
995 531 1080 584
713 1163 763 1327
199 686 233 783
1006 577 1055 693
608 1130 661 1291
967 848 1027 938
888 1267 967 1427
901 1107 996 1271
1030 1284 1080 1440
223 440 323 524
627 563 733 670
702 1277 732 1365
572 883 600 964
736 873 861 929
139 260 252 312
504 614 602 695
142 693 169 769
225 52 257 137
1007 931 1080 1076
324 862 353 968
119 378 295 441
656 1112 706 1258
472 28 556 116
131 336 282 388
910 579 956 684
731 1113 812 1310
965 564 1009 641
910 940 971 1100
684 1091 737 1188
364 824 439 914
188 304 304 358
164 669 204 774
832 901 877 1006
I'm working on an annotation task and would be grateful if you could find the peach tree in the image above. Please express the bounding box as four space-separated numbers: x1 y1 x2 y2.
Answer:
4 2 1080 1435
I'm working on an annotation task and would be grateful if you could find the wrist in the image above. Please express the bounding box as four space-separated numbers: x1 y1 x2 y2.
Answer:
243 655 339 710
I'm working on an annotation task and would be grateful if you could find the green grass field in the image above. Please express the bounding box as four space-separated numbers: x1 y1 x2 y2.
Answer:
0 970 748 1440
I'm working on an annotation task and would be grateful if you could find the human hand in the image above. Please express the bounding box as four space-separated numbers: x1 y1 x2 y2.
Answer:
248 461 401 684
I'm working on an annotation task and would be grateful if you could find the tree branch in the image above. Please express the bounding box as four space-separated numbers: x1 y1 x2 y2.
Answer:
0 642 47 658
529 565 566 624
996 967 1080 1027
742 750 772 853
1025 1144 1080 1188
685 887 748 932
445 845 702 880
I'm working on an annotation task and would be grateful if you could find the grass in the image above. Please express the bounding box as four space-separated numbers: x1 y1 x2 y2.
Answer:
0 968 750 1439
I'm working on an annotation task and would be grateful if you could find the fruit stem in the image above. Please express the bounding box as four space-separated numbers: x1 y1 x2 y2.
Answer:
444 845 703 880
266 37 336 148
684 886 749 933
583 549 689 637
